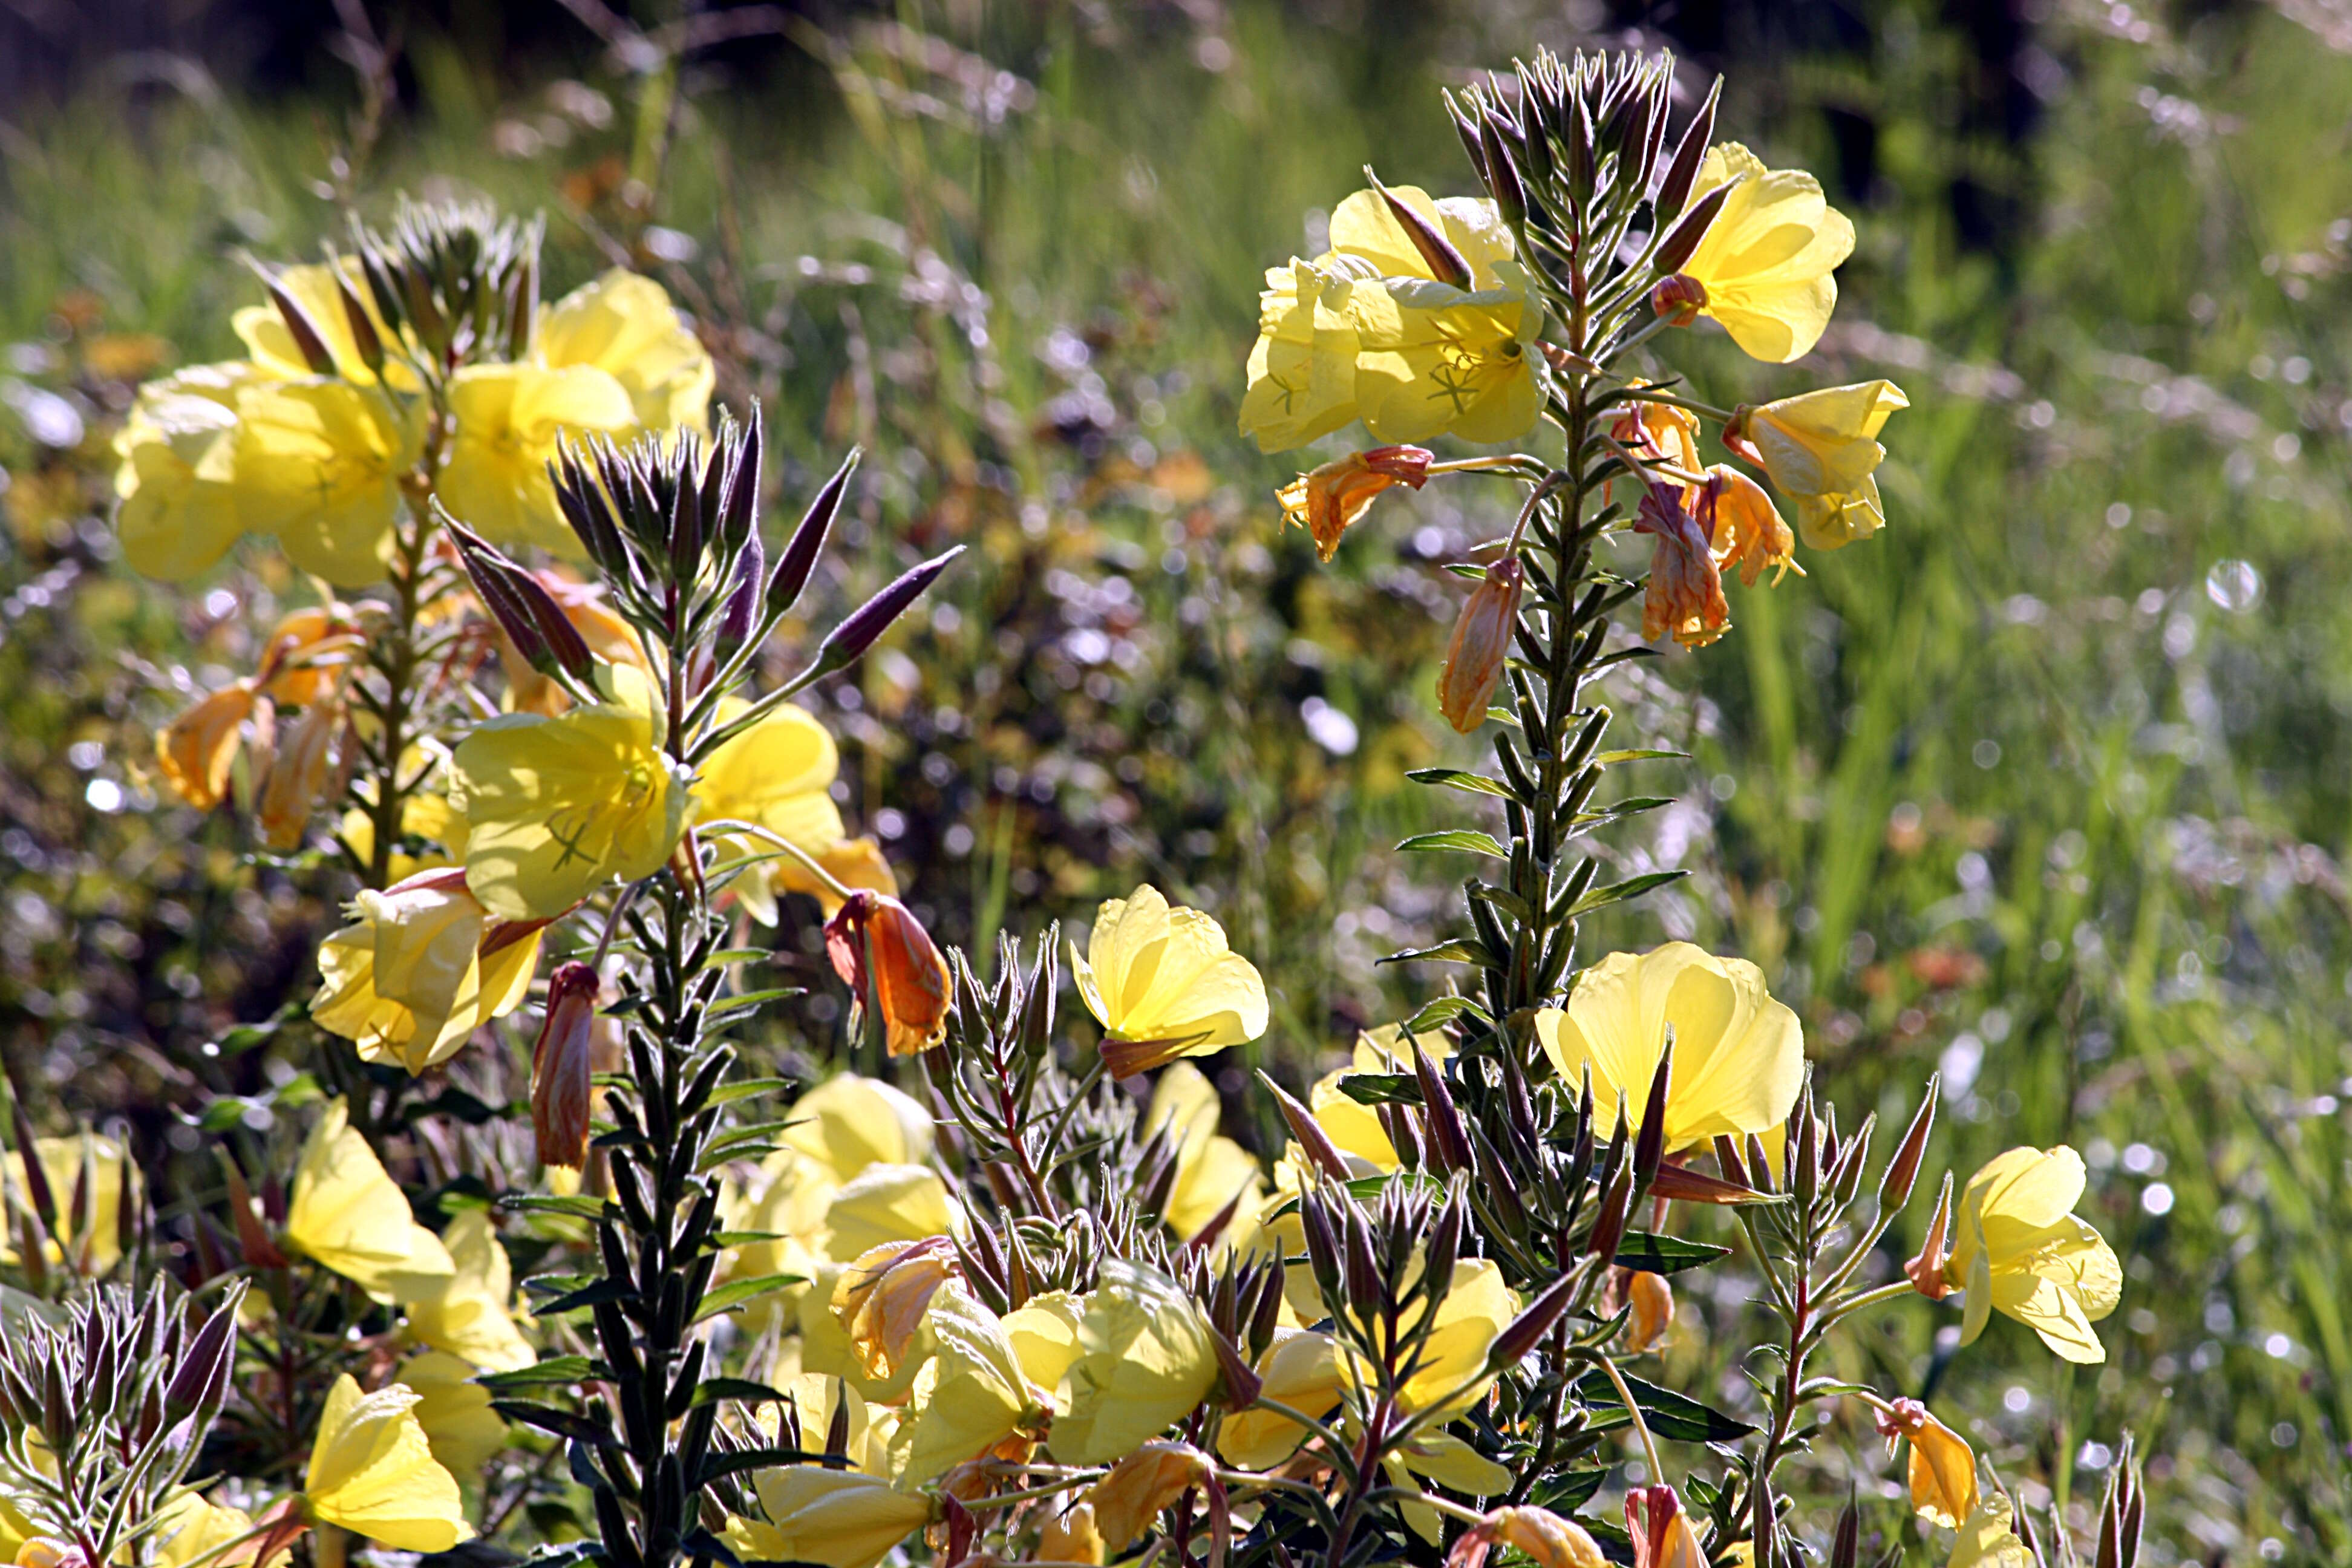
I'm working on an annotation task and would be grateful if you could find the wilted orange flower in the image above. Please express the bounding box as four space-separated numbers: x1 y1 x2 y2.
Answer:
257 696 346 852
1276 445 1434 562
1625 1270 1674 1353
833 1236 959 1378
1086 1441 1212 1550
256 606 368 707
1635 484 1730 648
1697 466 1795 587
825 892 951 1056
1447 1508 1607 1568
1436 556 1522 733
531 961 601 1169
157 681 259 810
1625 1487 1706 1568
1610 393 1702 477
1876 1397 1979 1528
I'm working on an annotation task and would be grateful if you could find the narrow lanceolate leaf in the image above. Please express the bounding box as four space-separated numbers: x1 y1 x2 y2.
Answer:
1395 830 1509 858
1377 939 1495 969
1404 768 1524 802
691 1273 806 1323
504 1194 614 1221
1575 1370 1756 1442
687 1377 792 1409
492 1399 617 1445
1402 995 1491 1033
1332 1073 1421 1108
1562 869 1688 919
475 1356 604 1391
1611 1231 1733 1275
1589 748 1688 765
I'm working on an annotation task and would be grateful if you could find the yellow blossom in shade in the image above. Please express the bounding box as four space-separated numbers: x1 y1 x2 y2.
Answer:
229 380 423 586
1728 380 1909 552
1534 943 1804 1155
1145 1063 1266 1245
1002 1291 1088 1409
889 1284 1044 1487
396 1351 508 1477
1086 1442 1212 1550
1053 1261 1218 1465
1039 1503 1106 1566
536 270 716 434
1624 1270 1674 1354
1238 257 1367 454
723 1146 840 1284
233 260 415 388
0 1134 125 1272
1218 1330 1345 1469
1878 1399 1978 1529
1388 1258 1518 1417
824 1164 966 1261
302 1374 472 1551
155 681 258 811
1072 884 1269 1077
1447 1507 1609 1568
113 364 256 581
396 1209 534 1372
1675 144 1856 364
834 1238 958 1379
151 1490 258 1568
1944 1146 2122 1363
797 1260 932 1406
451 680 690 921
1276 445 1434 563
781 1075 935 1184
284 1099 455 1301
724 1468 932 1568
1947 1492 2034 1568
311 870 544 1074
438 363 636 555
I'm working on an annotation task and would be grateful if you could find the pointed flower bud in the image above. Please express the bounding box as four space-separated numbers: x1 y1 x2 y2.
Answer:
825 892 951 1056
1368 170 1474 288
818 547 962 672
1903 1172 1956 1301
1650 273 1708 327
1437 556 1523 733
531 961 600 1169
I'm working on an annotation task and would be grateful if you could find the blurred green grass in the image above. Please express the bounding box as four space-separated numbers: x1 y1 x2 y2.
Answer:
5 0 2352 1558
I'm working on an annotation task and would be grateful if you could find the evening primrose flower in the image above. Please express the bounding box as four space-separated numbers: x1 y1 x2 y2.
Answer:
833 1236 959 1379
256 696 345 852
233 260 413 388
1447 1508 1609 1568
1073 885 1269 1077
780 1074 935 1183
1390 1258 1517 1417
311 869 545 1074
156 681 258 811
1145 1062 1266 1246
396 1209 534 1372
1943 1146 2122 1363
1238 258 1367 454
1217 1330 1345 1469
451 672 690 921
1276 445 1434 562
536 269 715 434
1727 381 1909 551
1624 1487 1707 1568
694 700 890 920
1697 466 1796 587
438 363 636 555
825 892 951 1057
824 1164 965 1260
283 1099 454 1300
301 1374 472 1551
1053 1261 1218 1465
149 1491 258 1568
113 365 256 581
724 1468 932 1568
888 1283 1047 1487
1876 1397 1978 1529
0 1134 124 1272
1086 1442 1212 1551
1947 1492 2034 1568
396 1351 507 1477
1624 1270 1674 1354
1535 943 1804 1155
1669 143 1855 364
229 381 423 586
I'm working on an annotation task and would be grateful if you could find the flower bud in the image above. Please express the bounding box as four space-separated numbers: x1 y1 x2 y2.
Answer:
817 548 963 673
1651 178 1734 274
1650 273 1707 327
825 892 952 1056
256 267 338 376
531 961 600 1169
1903 1172 1956 1301
1262 1072 1352 1181
1880 1074 1941 1214
1436 557 1523 734
1625 1486 1707 1568
1368 171 1473 288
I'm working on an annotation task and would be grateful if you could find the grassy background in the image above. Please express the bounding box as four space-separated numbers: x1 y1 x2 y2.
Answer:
5 0 2352 1559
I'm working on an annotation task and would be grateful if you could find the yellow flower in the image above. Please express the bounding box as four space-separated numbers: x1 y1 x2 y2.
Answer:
1728 381 1909 552
1053 1261 1217 1465
1944 1146 2122 1364
1534 943 1803 1155
1388 1258 1517 1417
284 1099 454 1300
1218 1330 1345 1469
1086 1442 1212 1550
889 1283 1045 1487
256 696 345 852
723 1148 840 1304
397 1209 534 1372
1877 1399 1978 1529
1947 1493 2034 1568
150 1491 258 1568
0 1133 125 1270
1276 445 1434 563
113 365 256 581
694 698 845 880
232 260 415 388
536 270 715 434
780 1075 935 1184
1238 258 1367 454
824 1164 965 1261
311 869 544 1074
1324 187 1548 446
1674 144 1855 364
155 681 259 812
1002 1292 1088 1410
230 380 422 586
834 1238 958 1379
451 680 690 921
438 364 636 555
1624 1270 1674 1354
396 1350 508 1477
1626 1486 1707 1568
1073 884 1269 1077
302 1374 471 1551
1145 1063 1265 1246
769 835 898 919
1039 1503 1106 1566
1448 1507 1609 1568
724 1468 931 1568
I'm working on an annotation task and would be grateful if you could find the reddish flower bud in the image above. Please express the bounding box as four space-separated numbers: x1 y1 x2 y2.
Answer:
825 892 951 1056
532 961 601 1169
1436 556 1523 733
1650 273 1708 327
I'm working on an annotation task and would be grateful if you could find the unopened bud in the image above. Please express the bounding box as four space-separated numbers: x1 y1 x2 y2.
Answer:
532 962 601 1169
1650 273 1707 327
1879 1075 1940 1212
1903 1173 1956 1301
1368 169 1474 289
1652 77 1722 220
1651 178 1734 275
818 547 963 671
256 267 338 376
1263 1072 1353 1181
1436 557 1523 734
1488 1269 1576 1371
1589 1166 1633 1263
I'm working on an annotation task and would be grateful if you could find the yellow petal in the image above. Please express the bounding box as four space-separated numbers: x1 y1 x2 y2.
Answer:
536 269 714 433
285 1100 455 1299
397 1209 535 1373
1074 885 1269 1053
396 1350 509 1477
781 1075 935 1183
439 364 636 554
303 1374 473 1552
1053 1261 1217 1465
230 381 419 587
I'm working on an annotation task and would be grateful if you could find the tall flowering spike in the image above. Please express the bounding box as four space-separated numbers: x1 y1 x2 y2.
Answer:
1276 446 1434 562
531 961 600 1169
1436 557 1523 733
825 892 952 1057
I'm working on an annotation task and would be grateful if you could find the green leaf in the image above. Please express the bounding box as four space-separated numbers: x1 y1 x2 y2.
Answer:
1563 869 1688 919
700 949 774 969
503 1194 612 1221
1403 996 1491 1033
532 1278 637 1315
1395 830 1509 858
689 1377 791 1409
706 1229 789 1249
693 1272 806 1323
1576 1370 1754 1442
704 1077 796 1108
1612 1232 1732 1275
1528 1468 1609 1514
1333 1073 1420 1108
1377 939 1492 968
1589 748 1688 765
696 1446 840 1489
706 988 804 1021
492 1399 615 1446
1405 768 1522 802
475 1356 602 1391
1570 796 1675 826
